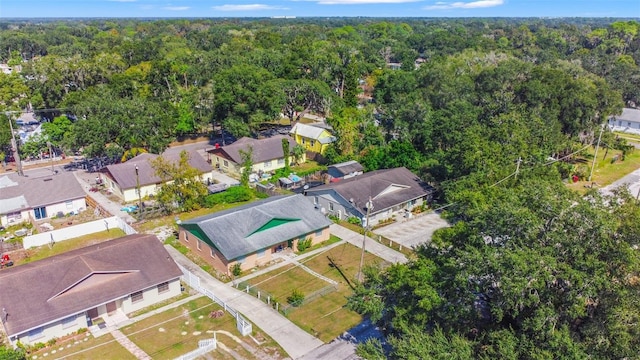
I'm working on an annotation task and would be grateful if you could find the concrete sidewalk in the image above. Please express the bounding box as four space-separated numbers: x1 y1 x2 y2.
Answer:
165 245 324 359
329 224 408 264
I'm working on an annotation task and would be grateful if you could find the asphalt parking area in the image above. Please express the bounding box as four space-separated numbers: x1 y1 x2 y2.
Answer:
373 213 449 249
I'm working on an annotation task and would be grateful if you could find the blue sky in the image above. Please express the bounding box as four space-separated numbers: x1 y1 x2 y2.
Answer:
1 0 639 18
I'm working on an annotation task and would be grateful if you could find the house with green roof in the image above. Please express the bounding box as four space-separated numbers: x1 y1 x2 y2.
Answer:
178 194 332 275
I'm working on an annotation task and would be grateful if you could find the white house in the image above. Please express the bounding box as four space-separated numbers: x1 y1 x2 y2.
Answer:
608 108 640 134
0 172 86 227
0 234 183 347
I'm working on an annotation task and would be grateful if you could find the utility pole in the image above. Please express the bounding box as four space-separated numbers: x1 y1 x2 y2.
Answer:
588 124 604 183
135 164 142 210
6 113 23 176
358 197 373 284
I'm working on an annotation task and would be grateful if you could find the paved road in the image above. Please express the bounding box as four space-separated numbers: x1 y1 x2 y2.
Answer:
373 212 449 249
165 245 324 360
301 319 384 360
329 224 408 264
601 167 640 198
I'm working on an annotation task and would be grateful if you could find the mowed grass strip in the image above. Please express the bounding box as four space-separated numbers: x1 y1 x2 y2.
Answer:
33 333 135 360
19 228 126 265
248 265 331 301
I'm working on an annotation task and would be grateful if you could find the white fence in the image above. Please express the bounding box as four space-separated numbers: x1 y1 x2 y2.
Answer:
178 264 253 336
174 336 217 360
22 216 136 248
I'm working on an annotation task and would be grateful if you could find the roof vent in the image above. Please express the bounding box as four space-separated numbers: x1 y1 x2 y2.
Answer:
43 178 53 182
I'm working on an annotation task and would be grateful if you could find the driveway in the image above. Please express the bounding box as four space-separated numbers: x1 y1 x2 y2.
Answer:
601 167 640 198
373 213 449 249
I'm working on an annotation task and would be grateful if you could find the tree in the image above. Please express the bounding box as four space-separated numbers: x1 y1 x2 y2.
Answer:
150 150 208 212
239 146 254 187
281 138 290 173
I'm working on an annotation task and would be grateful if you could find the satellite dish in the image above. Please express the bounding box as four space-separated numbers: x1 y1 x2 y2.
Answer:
349 198 354 203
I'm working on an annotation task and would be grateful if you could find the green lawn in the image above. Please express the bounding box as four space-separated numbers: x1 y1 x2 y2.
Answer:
32 333 135 360
246 242 383 342
18 228 126 265
122 296 284 359
566 146 640 193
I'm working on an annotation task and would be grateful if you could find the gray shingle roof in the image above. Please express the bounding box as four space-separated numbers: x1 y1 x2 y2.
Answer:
613 108 640 123
306 167 433 216
105 150 212 190
328 160 364 178
0 234 182 337
181 194 332 260
207 136 297 164
0 172 86 212
290 123 336 143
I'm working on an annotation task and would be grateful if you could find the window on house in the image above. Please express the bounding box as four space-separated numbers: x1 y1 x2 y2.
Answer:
184 232 189 242
7 211 21 222
66 200 73 209
257 249 266 258
628 122 632 127
314 196 319 205
210 248 216 258
329 202 334 211
264 160 272 168
310 140 315 147
223 160 229 167
315 229 323 237
197 239 202 251
157 282 169 294
28 327 44 341
237 256 246 264
61 315 77 329
278 158 284 165
301 138 305 144
131 291 144 303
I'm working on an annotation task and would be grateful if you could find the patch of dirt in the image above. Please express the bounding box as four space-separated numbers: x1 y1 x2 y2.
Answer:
146 225 176 241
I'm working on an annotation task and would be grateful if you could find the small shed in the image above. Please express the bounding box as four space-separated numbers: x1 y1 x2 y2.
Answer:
279 177 294 189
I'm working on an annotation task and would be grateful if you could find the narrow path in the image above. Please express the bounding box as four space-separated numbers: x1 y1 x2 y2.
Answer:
329 224 408 264
110 329 152 360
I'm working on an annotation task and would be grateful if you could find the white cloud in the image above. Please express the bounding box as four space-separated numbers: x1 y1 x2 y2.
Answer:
163 6 190 11
424 0 504 10
313 0 420 4
212 4 289 11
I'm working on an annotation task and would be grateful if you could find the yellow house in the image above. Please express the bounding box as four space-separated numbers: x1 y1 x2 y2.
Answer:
289 123 336 154
103 151 213 203
207 135 305 177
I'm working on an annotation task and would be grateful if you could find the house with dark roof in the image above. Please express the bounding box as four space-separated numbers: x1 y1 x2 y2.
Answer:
206 135 304 177
304 167 433 226
103 150 213 203
0 234 183 346
0 172 86 227
289 123 336 154
608 108 640 134
327 160 364 182
178 194 332 275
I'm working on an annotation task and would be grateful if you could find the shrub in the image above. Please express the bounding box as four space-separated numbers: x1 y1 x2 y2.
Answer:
202 186 253 207
77 328 88 334
297 237 312 252
347 216 362 225
328 214 340 222
231 263 242 277
287 289 305 307
46 338 57 346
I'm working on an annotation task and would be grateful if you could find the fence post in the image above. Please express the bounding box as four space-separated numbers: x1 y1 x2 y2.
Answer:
246 285 249 293
267 296 270 305
257 291 260 300
276 303 279 311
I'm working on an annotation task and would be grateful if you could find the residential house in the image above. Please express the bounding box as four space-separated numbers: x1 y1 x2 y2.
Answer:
0 234 183 347
178 194 332 275
327 160 364 182
206 135 303 177
289 123 336 154
608 108 640 134
304 167 433 226
0 172 86 227
102 150 213 203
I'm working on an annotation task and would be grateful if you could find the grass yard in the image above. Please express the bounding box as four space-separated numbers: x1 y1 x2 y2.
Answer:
15 228 126 265
121 296 284 359
566 146 640 194
246 243 384 342
32 332 135 360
